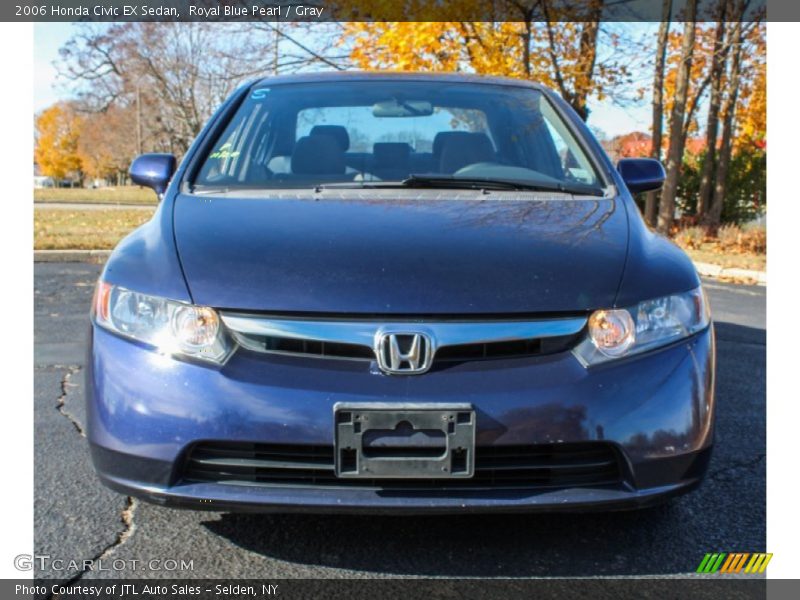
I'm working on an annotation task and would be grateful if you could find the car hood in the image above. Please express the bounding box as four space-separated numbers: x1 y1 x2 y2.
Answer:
173 190 628 315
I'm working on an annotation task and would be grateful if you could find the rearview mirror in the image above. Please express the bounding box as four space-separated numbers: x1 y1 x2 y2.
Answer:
372 99 434 118
129 153 177 196
616 158 666 194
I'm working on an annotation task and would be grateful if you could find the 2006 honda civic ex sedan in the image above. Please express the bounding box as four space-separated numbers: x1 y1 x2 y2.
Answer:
88 72 714 513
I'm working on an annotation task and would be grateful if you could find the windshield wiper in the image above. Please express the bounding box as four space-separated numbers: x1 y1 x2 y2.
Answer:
213 177 606 196
400 175 605 197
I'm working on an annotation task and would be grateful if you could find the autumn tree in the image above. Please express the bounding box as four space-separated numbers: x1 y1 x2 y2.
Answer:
695 5 729 218
704 18 745 227
657 0 698 234
654 16 719 230
34 103 83 183
538 1 608 120
603 132 652 161
77 105 138 184
645 0 672 227
700 7 765 227
735 53 766 150
734 26 766 151
343 1 632 120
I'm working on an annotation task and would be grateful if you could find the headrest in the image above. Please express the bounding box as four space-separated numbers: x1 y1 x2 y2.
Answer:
310 125 350 151
433 131 480 160
291 135 346 175
439 133 494 173
373 143 412 165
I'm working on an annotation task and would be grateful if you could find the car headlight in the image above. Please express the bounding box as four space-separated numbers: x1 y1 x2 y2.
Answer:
573 286 710 366
91 281 232 364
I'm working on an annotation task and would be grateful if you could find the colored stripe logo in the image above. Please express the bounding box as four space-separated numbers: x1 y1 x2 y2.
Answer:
697 553 772 574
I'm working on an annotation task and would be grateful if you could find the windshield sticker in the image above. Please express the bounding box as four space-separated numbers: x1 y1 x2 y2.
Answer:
209 143 240 160
250 88 270 100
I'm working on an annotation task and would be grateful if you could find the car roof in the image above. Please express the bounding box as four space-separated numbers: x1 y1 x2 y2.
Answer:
253 71 549 91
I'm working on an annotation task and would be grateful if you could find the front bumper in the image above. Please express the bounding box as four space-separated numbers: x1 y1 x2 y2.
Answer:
87 325 715 513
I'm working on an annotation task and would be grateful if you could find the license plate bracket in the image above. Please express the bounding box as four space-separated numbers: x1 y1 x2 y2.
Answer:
334 403 475 478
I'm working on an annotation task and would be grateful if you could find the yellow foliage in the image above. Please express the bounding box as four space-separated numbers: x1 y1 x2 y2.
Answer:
661 21 765 152
35 103 83 180
344 15 630 118
734 23 766 150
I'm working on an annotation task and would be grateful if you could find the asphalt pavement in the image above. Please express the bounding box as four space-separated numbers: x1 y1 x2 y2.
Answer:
33 263 766 581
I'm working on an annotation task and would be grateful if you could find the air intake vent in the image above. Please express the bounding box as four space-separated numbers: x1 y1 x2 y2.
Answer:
181 442 623 491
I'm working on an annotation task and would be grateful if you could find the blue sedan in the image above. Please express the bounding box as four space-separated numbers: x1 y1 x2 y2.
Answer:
87 72 714 513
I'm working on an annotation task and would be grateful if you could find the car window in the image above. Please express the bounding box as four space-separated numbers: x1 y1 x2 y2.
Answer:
295 105 491 153
194 81 601 190
540 98 597 185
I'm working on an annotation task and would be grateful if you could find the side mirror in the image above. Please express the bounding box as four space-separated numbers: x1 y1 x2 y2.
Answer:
129 153 177 196
617 158 666 194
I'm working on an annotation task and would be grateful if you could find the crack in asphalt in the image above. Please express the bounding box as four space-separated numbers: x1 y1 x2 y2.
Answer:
55 365 85 437
47 363 140 596
33 266 765 581
48 497 138 598
707 453 766 482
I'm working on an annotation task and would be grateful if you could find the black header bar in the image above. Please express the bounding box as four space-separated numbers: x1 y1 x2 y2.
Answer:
5 0 772 23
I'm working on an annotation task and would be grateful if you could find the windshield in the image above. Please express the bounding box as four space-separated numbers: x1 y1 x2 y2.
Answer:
194 80 602 191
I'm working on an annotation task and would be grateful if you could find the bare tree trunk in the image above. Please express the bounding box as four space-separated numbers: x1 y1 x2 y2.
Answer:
573 14 601 120
573 0 605 120
704 18 744 228
696 2 729 219
540 0 604 121
273 22 280 75
508 1 535 76
644 0 672 227
520 17 533 77
657 0 698 235
682 72 711 140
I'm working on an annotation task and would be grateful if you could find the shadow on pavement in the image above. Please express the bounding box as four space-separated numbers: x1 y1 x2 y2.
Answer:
203 503 688 577
202 322 765 577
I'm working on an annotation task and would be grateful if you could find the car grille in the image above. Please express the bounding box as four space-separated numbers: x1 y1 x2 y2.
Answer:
221 313 588 366
236 331 581 363
180 442 623 491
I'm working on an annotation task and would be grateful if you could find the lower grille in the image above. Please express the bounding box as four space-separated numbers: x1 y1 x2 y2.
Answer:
181 442 623 491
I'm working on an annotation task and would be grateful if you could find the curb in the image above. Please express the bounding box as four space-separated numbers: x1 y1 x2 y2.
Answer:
33 250 768 286
693 261 767 286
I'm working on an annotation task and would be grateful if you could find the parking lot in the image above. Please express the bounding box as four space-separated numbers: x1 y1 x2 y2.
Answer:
34 262 765 581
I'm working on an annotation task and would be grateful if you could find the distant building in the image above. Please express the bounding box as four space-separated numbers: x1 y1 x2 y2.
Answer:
34 162 54 188
34 176 55 188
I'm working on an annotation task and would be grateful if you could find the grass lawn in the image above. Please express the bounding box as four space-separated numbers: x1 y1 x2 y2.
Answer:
684 245 766 272
33 205 768 275
34 186 158 205
34 208 156 250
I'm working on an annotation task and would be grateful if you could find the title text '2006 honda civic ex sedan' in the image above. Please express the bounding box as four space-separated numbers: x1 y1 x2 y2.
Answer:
88 72 714 513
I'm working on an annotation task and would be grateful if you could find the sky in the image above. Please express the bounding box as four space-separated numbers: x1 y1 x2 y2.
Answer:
33 22 654 139
33 23 73 112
